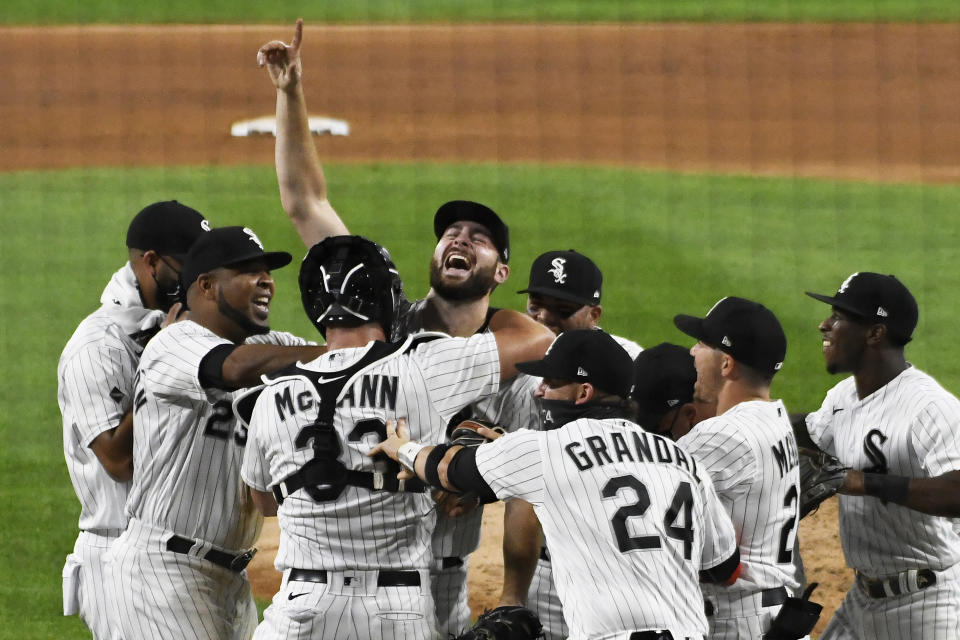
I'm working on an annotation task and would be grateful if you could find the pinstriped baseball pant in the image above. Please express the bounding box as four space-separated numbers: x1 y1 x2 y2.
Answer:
254 568 437 640
821 563 960 640
431 559 472 637
527 557 569 640
63 531 124 640
105 520 258 640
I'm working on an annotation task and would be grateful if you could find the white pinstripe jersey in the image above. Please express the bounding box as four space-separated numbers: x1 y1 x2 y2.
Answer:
679 400 803 598
806 366 960 575
59 281 162 534
476 419 737 640
241 332 501 571
127 320 305 551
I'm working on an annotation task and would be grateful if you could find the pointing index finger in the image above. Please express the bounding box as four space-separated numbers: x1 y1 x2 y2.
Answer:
291 18 303 52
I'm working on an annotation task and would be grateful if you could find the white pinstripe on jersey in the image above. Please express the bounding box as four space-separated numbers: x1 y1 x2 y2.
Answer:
476 419 737 640
807 366 960 576
679 400 803 599
241 332 500 571
127 320 305 551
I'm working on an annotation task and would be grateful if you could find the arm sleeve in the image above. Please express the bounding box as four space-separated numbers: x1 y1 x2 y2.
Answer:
473 430 545 505
679 421 755 493
912 396 960 476
240 388 277 492
142 323 232 403
415 333 501 422
60 334 136 448
442 448 498 503
804 385 841 456
245 331 311 347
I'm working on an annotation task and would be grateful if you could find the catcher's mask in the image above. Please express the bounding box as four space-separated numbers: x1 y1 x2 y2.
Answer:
299 235 404 338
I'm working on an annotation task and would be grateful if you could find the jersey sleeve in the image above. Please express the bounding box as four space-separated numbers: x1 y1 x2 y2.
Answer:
245 331 311 347
240 385 280 492
473 430 545 505
678 420 756 493
59 328 136 448
698 471 739 570
472 373 541 432
141 323 232 403
804 383 844 456
413 333 501 422
911 395 960 477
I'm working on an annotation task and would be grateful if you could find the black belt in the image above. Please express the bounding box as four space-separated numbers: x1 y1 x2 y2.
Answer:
705 587 787 617
289 568 421 587
441 556 464 569
165 535 257 573
629 632 678 640
859 569 936 599
539 546 550 562
272 466 427 505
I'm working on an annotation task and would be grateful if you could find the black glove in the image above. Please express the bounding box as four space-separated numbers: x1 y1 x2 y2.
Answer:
455 605 543 640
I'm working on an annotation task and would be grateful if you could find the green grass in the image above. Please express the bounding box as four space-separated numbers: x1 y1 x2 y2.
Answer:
3 161 960 637
5 0 960 24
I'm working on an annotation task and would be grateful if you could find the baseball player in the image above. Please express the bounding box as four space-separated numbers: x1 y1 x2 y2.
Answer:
107 226 324 640
374 328 742 640
794 272 960 640
503 248 642 640
632 342 701 440
59 200 209 639
237 235 554 639
673 297 808 639
258 23 543 635
520 248 642 357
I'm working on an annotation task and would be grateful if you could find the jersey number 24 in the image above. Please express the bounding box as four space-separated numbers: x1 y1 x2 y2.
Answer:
602 475 694 560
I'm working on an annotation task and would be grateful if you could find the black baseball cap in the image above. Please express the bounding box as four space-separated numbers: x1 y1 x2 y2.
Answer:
518 250 602 306
433 200 510 264
516 328 634 398
631 343 697 430
674 296 787 376
806 272 918 343
180 226 292 289
126 200 210 260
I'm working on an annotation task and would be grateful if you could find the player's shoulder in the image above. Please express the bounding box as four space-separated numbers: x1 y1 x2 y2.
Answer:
681 413 752 452
898 366 960 413
141 320 225 361
59 307 136 365
608 332 643 360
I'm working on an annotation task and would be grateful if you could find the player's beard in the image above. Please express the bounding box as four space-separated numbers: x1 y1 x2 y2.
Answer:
217 289 270 336
429 258 498 302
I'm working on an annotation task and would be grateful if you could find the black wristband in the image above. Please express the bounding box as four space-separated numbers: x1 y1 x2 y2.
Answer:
424 444 454 488
863 473 909 503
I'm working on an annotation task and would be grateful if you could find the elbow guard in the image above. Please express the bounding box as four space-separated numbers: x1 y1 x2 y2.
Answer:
700 549 741 585
424 444 454 488
445 448 498 504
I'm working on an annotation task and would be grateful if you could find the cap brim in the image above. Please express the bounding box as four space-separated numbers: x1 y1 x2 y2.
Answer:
516 358 554 379
518 286 595 307
805 291 864 317
224 251 293 272
673 314 708 342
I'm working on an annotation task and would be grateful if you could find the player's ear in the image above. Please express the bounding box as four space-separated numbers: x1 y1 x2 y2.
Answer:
865 323 887 347
674 403 699 439
587 304 602 326
196 273 216 299
720 351 735 378
575 382 596 405
141 250 161 273
494 262 509 285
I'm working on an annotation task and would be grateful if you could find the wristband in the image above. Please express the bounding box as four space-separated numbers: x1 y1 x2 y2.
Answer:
397 441 427 472
863 473 909 503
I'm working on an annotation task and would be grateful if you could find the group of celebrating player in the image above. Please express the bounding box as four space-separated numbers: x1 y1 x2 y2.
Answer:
58 20 960 640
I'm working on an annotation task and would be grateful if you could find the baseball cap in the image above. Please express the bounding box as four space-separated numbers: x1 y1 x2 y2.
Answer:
631 343 696 430
126 200 210 260
516 328 634 398
433 200 510 264
674 296 787 376
806 272 918 342
518 250 602 306
180 226 292 289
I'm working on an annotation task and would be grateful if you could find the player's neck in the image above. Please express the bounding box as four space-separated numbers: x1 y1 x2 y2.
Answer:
854 350 909 400
422 290 490 337
325 325 385 349
716 383 770 415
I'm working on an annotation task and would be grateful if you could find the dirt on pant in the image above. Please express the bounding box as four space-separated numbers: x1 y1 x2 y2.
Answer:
11 23 953 637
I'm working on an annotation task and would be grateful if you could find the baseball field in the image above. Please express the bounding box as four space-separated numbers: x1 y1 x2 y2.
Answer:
4 1 960 638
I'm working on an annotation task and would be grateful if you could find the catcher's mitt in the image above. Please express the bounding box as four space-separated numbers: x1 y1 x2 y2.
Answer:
799 448 849 519
456 605 543 640
450 419 506 448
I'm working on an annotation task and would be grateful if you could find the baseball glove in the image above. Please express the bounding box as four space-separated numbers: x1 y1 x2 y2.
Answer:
455 605 543 640
799 448 849 519
450 418 506 448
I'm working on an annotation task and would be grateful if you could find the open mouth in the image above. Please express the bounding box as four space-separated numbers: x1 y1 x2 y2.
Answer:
253 295 271 316
443 252 472 276
822 337 832 353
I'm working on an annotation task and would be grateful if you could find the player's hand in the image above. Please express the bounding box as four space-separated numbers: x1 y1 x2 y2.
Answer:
366 417 410 462
258 18 303 92
161 302 188 328
432 489 481 518
476 425 504 441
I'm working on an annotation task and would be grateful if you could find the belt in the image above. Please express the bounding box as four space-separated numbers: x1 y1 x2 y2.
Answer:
539 546 550 562
858 569 937 599
705 587 787 617
165 535 257 573
289 568 421 587
441 556 464 569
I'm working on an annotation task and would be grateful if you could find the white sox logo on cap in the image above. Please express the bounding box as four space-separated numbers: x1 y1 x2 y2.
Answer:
838 272 859 293
548 258 567 284
243 227 265 250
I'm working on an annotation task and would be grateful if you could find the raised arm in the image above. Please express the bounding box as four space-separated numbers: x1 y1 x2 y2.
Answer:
488 309 555 381
258 19 349 246
200 343 326 390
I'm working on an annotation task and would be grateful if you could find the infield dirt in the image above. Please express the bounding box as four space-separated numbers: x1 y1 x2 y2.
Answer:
10 23 956 637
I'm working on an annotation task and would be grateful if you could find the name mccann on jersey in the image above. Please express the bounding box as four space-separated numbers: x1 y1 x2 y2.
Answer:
274 374 399 420
564 427 702 483
771 433 800 479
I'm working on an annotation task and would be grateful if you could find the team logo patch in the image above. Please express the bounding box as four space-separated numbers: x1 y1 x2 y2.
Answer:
876 306 889 317
109 386 125 403
200 219 212 232
839 272 860 293
721 336 732 347
243 227 265 249
576 366 588 376
548 257 567 284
